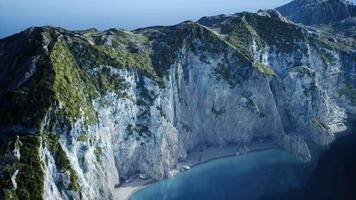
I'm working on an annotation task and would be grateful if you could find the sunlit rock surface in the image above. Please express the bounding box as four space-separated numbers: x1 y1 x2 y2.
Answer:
0 9 355 200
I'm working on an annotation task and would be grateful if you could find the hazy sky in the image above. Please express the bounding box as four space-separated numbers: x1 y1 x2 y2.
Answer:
1 0 355 38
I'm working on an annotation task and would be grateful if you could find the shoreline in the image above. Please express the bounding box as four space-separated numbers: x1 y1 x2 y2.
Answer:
114 179 154 200
114 141 279 200
114 117 356 200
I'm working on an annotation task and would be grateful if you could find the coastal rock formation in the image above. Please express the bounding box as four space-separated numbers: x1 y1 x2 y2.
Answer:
0 9 355 200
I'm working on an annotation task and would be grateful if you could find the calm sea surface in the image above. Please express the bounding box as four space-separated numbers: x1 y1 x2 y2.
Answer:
130 116 356 200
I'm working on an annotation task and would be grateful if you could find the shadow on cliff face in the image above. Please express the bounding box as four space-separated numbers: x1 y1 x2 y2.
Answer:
261 115 356 200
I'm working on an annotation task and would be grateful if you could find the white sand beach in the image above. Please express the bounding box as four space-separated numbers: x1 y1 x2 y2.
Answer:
114 141 278 200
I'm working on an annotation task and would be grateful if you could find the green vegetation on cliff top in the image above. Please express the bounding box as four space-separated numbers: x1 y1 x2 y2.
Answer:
0 12 355 200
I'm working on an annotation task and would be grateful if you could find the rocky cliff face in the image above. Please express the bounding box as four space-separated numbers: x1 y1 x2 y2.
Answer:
0 10 355 200
277 0 356 25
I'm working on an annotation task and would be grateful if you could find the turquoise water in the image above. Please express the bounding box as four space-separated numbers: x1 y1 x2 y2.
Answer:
130 116 356 200
130 149 315 200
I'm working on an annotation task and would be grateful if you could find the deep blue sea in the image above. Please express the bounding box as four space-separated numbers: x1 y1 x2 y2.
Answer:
130 116 356 200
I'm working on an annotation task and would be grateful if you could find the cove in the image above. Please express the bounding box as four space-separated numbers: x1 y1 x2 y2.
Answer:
130 149 316 200
130 116 356 200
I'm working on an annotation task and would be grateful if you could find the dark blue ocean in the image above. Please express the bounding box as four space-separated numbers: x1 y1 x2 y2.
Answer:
130 116 356 200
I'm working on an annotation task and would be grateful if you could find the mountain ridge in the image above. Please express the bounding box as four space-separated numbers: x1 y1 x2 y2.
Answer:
276 0 356 25
0 8 355 200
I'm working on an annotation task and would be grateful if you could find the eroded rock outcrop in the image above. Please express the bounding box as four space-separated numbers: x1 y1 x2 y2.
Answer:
0 10 355 200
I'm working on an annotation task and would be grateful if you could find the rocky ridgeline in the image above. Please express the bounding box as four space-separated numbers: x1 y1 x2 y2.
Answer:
0 8 355 200
277 0 356 25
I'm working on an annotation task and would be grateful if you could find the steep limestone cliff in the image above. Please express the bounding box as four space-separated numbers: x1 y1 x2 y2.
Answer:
0 10 355 200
